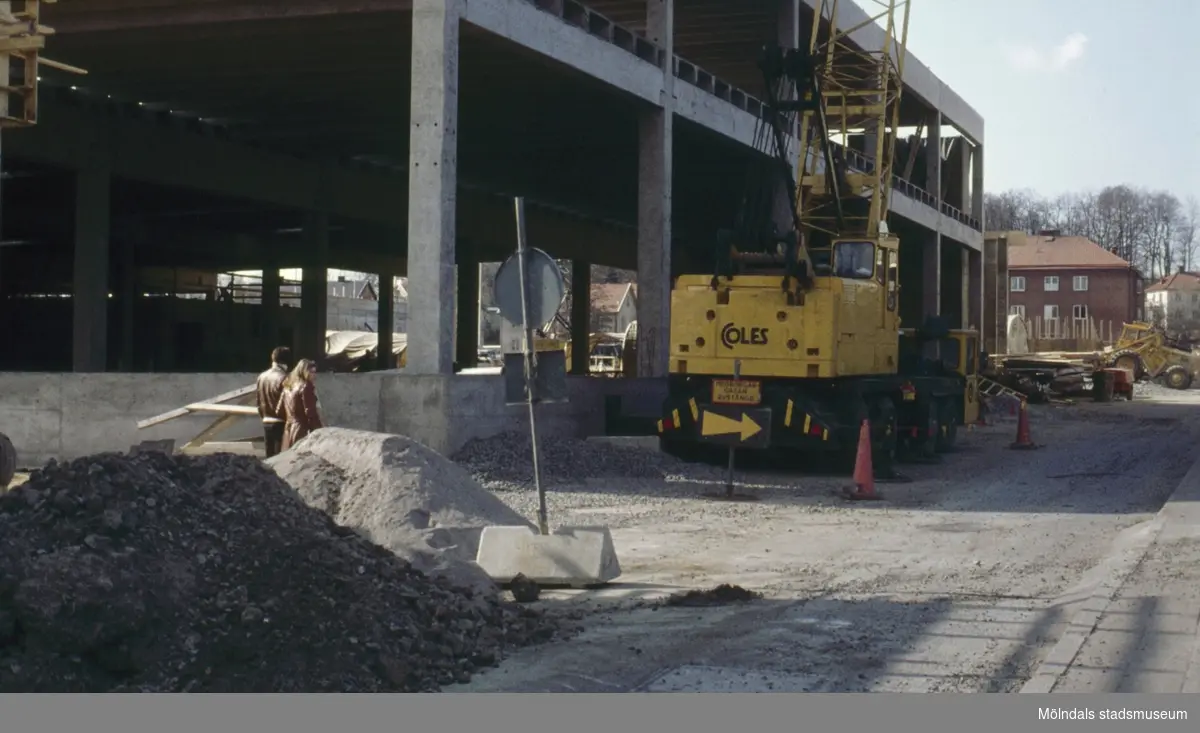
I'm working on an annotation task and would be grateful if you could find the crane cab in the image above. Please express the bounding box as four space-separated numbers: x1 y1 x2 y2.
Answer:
667 235 901 381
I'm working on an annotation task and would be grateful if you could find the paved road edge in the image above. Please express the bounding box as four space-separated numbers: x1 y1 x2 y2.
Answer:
1020 451 1200 693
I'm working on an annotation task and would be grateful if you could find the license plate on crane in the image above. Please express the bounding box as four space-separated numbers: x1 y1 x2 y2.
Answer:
712 379 761 405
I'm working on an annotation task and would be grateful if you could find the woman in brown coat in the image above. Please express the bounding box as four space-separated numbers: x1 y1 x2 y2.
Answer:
277 358 323 451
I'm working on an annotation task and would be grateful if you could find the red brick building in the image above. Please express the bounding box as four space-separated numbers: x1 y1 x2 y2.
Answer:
1005 231 1143 333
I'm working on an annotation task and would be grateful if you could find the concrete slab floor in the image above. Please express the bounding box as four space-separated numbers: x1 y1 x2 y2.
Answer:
449 390 1200 693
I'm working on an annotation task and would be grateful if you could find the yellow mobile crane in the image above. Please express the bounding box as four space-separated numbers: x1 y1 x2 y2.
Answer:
657 0 980 474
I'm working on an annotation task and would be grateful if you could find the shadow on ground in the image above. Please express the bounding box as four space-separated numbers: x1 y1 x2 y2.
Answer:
452 587 1073 693
486 400 1200 516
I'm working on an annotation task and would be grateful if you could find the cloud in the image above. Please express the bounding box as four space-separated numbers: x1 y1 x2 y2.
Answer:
1002 32 1088 72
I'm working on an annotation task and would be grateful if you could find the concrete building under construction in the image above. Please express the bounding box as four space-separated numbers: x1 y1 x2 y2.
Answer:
0 0 984 463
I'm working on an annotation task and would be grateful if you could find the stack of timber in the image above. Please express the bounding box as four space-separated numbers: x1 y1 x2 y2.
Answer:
989 352 1103 402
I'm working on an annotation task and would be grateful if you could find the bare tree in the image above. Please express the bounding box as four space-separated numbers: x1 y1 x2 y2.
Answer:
1178 195 1200 271
984 184 1194 278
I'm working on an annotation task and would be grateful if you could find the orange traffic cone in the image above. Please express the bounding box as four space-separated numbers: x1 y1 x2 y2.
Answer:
1010 400 1038 450
844 419 882 500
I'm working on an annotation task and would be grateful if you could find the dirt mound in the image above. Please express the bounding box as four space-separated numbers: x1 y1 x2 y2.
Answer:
0 452 559 692
267 428 534 595
665 584 762 607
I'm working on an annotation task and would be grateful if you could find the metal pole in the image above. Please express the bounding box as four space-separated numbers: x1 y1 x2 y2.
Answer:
513 197 549 535
726 359 741 497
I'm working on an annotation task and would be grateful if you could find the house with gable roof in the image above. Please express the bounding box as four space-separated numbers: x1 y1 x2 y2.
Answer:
1004 230 1143 332
1145 270 1200 336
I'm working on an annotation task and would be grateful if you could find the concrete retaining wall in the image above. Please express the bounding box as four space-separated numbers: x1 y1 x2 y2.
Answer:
0 371 609 468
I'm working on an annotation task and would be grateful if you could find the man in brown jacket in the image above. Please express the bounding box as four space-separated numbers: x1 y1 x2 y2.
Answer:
255 346 291 458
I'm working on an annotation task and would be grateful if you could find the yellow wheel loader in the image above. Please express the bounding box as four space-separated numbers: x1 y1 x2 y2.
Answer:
1104 322 1197 390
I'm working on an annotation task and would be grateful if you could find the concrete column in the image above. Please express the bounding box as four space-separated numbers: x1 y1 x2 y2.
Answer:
646 0 673 52
968 248 982 332
922 233 940 321
72 167 112 372
261 264 281 355
982 237 998 354
455 249 479 369
406 0 461 376
300 211 329 362
958 140 971 213
971 144 984 224
925 111 941 199
0 18 6 313
378 272 394 370
0 1 6 290
118 230 136 370
570 259 591 375
960 247 971 329
996 234 1009 354
637 0 673 379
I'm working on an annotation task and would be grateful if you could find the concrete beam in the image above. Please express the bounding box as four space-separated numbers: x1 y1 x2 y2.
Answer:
51 0 415 33
72 166 111 372
464 0 778 156
5 94 407 229
940 215 983 251
672 82 764 151
463 0 664 106
887 190 980 250
406 0 461 376
459 193 635 269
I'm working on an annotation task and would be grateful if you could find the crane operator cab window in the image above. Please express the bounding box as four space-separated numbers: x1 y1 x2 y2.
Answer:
834 241 875 279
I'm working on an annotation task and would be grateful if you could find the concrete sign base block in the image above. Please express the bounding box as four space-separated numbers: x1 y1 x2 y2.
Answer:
475 525 621 588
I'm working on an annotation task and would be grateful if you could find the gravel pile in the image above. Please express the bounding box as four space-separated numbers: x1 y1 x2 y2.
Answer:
268 428 536 595
0 452 560 692
452 432 721 489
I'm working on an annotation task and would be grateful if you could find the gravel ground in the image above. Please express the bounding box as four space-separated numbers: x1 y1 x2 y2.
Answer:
0 452 565 692
449 391 1200 693
452 432 727 492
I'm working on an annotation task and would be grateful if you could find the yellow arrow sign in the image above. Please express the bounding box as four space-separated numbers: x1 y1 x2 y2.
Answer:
701 410 763 441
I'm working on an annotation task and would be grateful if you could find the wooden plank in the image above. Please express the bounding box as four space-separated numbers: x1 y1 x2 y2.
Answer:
137 384 255 429
184 403 259 416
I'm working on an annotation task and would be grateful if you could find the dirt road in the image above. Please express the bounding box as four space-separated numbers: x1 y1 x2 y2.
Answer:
454 390 1200 693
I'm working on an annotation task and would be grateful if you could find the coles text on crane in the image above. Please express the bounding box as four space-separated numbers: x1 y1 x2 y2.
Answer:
720 323 770 349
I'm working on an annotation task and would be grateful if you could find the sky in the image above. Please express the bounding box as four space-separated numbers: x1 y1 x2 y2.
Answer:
901 0 1200 202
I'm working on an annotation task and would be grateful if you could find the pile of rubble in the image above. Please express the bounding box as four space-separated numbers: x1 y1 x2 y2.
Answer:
0 452 560 692
453 432 721 489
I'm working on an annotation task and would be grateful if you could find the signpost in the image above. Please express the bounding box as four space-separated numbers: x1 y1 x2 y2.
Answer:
696 359 768 501
493 197 567 536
